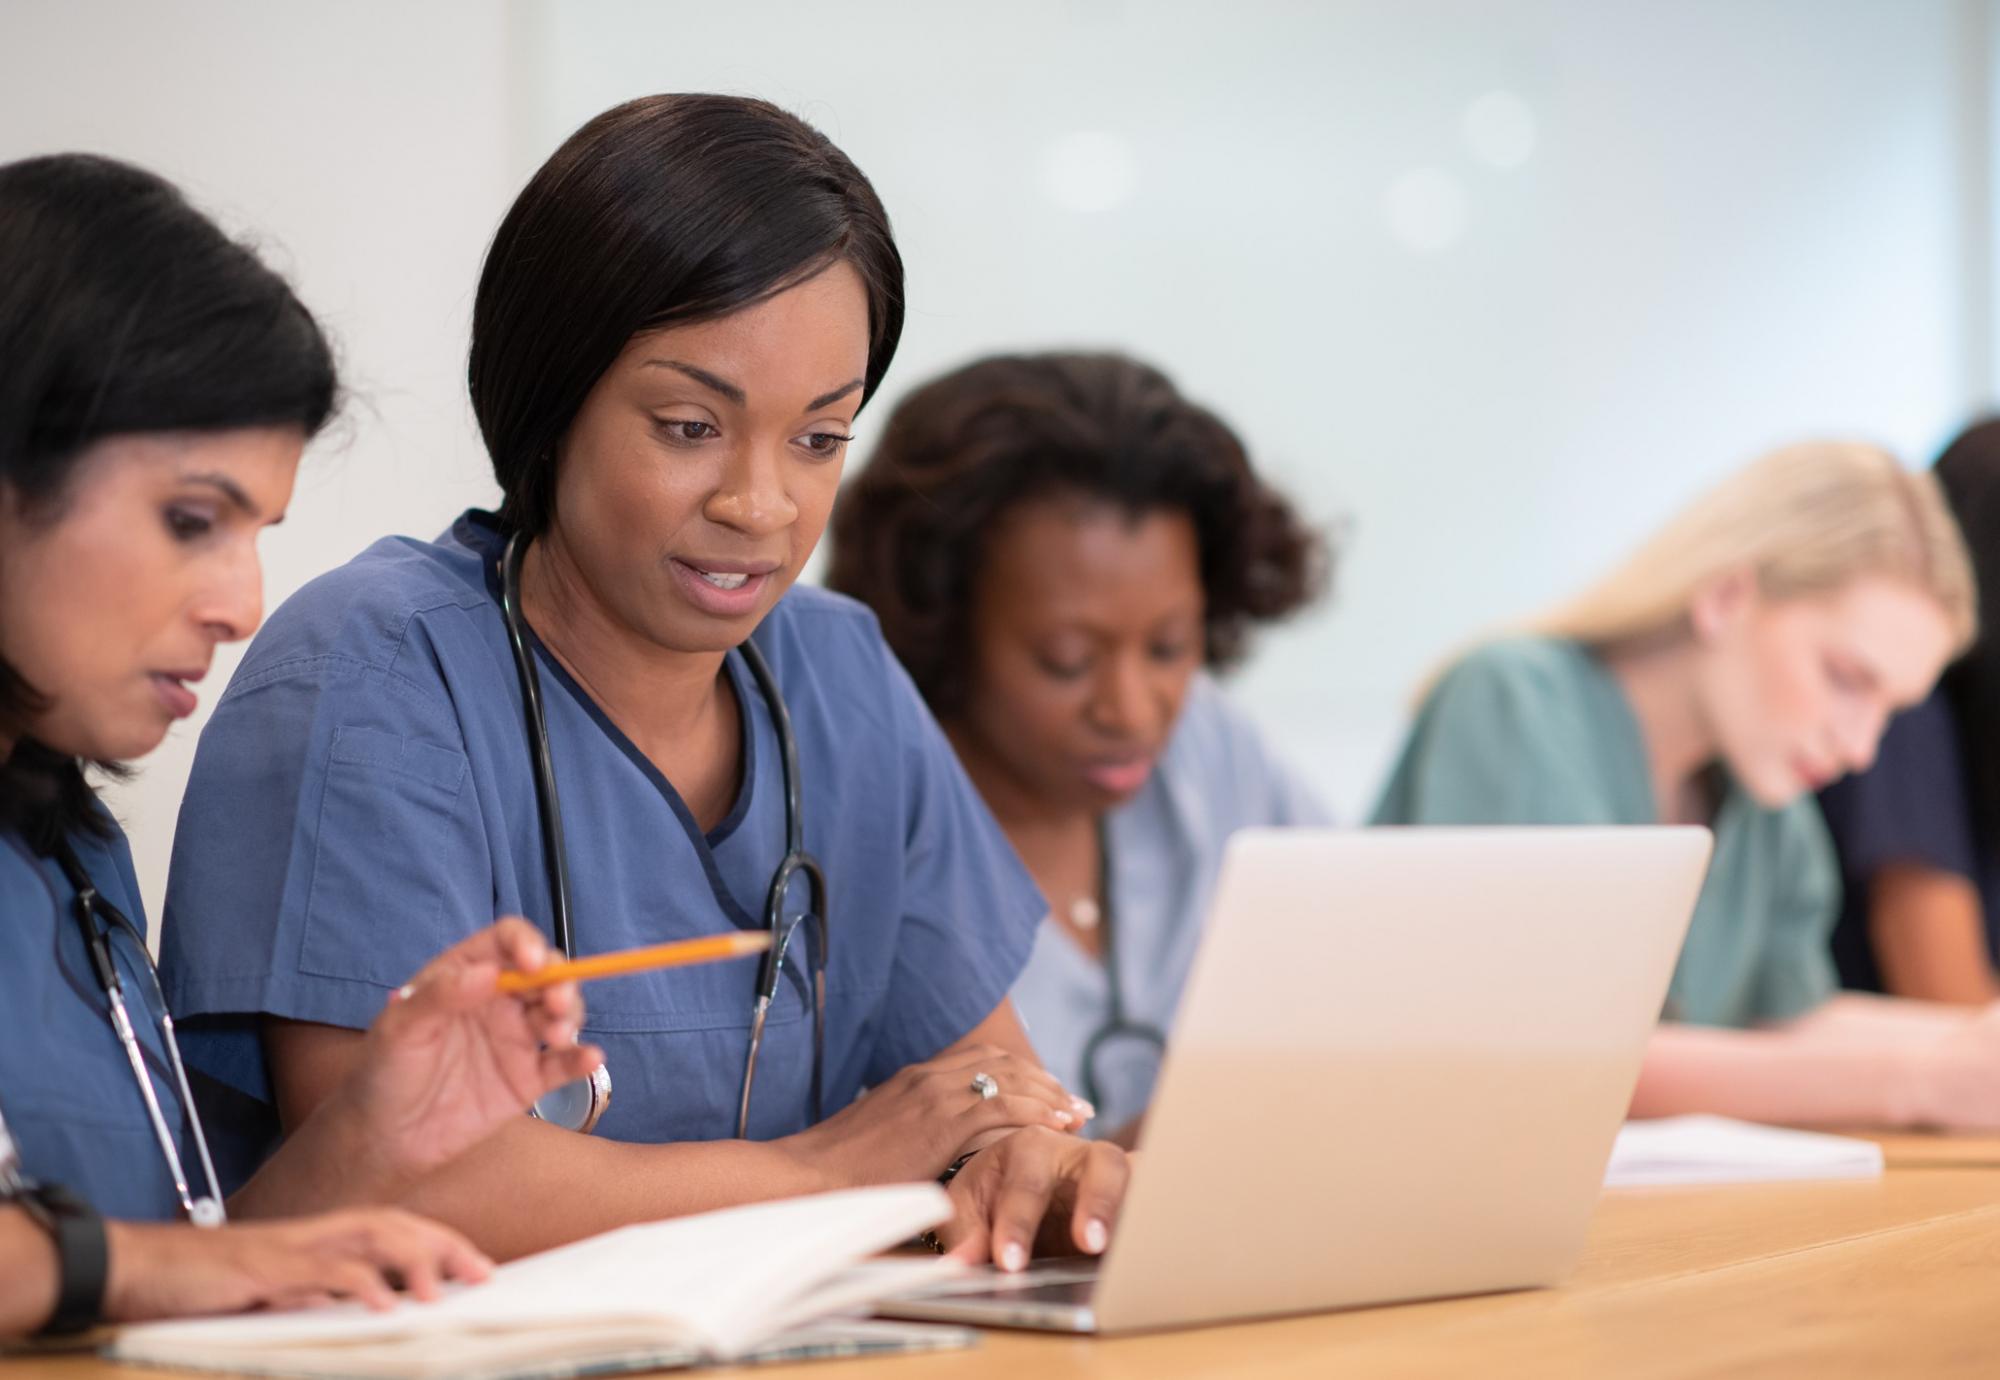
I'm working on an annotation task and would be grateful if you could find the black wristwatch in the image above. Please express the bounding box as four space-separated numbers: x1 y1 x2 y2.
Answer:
7 1181 109 1336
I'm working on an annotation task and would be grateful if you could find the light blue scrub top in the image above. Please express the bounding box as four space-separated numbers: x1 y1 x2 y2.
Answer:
160 512 1043 1175
1008 679 1329 1135
0 818 191 1220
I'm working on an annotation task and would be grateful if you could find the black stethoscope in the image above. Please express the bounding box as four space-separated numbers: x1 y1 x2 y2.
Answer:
52 839 228 1226
1076 821 1168 1115
500 533 829 1138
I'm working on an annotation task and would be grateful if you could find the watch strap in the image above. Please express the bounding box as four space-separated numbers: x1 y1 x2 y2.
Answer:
11 1183 108 1336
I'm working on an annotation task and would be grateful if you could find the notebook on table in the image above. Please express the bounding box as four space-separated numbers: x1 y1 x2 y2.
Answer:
107 1184 972 1379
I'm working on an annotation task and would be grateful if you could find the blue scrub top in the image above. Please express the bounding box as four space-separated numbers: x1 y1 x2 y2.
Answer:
160 511 1043 1171
1008 678 1329 1135
1818 689 2000 990
0 818 191 1220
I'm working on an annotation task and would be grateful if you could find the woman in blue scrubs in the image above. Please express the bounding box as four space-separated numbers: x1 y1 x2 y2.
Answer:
163 94 1127 1271
0 154 603 1337
826 352 1330 1142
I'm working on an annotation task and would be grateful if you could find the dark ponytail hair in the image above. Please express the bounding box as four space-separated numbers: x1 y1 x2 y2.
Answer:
1936 420 2000 860
468 93 905 537
0 153 337 847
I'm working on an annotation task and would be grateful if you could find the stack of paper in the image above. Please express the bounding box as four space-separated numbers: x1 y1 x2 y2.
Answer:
1604 1115 1884 1187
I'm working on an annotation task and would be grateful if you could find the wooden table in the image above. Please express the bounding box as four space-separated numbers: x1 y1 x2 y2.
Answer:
12 1143 2000 1379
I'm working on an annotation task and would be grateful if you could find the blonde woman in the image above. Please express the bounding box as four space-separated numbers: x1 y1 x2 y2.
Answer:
1372 442 2000 1129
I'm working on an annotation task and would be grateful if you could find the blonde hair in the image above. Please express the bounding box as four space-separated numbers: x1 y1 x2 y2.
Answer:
1530 441 1977 655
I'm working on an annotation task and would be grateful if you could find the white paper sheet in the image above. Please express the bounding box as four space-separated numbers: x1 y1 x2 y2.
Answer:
1604 1115 1884 1187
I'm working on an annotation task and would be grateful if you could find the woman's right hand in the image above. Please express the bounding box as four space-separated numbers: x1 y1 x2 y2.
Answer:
334 918 604 1183
782 1044 1093 1186
102 1209 493 1322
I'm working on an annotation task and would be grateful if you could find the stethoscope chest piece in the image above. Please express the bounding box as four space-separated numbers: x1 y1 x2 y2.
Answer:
529 1062 612 1135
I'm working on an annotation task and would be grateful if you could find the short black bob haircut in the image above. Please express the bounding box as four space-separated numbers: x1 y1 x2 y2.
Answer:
469 93 906 537
826 351 1330 718
0 153 336 848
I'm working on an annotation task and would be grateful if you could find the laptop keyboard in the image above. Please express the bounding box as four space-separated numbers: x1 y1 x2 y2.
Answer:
911 1259 1102 1297
990 1279 1098 1307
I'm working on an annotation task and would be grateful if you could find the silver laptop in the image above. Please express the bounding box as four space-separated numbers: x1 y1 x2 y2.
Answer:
879 826 1710 1334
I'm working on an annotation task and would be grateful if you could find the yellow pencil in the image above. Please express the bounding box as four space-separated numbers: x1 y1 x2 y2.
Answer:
497 930 773 992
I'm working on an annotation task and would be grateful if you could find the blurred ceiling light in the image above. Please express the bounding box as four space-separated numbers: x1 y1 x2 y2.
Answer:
1383 168 1466 252
1463 90 1537 170
1041 130 1140 213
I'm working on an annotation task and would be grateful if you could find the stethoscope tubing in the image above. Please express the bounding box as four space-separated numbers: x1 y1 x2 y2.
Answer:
501 532 828 1140
57 840 228 1226
502 534 576 959
1078 822 1168 1115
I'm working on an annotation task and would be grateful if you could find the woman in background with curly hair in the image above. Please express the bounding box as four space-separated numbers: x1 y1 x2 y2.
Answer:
828 352 1328 1143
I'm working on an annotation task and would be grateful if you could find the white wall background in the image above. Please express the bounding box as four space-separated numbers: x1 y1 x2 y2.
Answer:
1 0 1994 927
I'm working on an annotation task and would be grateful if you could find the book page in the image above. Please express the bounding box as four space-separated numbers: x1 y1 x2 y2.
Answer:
112 1183 951 1363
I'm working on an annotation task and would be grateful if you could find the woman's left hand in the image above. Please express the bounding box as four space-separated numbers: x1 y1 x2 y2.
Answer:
333 918 604 1179
934 1127 1132 1271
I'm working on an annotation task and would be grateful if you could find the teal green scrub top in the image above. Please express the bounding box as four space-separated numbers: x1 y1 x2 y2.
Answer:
1370 637 1839 1028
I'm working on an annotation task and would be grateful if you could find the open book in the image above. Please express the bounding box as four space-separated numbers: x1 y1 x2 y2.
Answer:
1604 1115 1884 1187
109 1184 971 1379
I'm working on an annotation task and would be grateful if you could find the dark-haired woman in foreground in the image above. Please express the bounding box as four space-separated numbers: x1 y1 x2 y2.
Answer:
828 352 1329 1142
1822 419 2000 1002
0 154 602 1337
164 95 1125 1271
